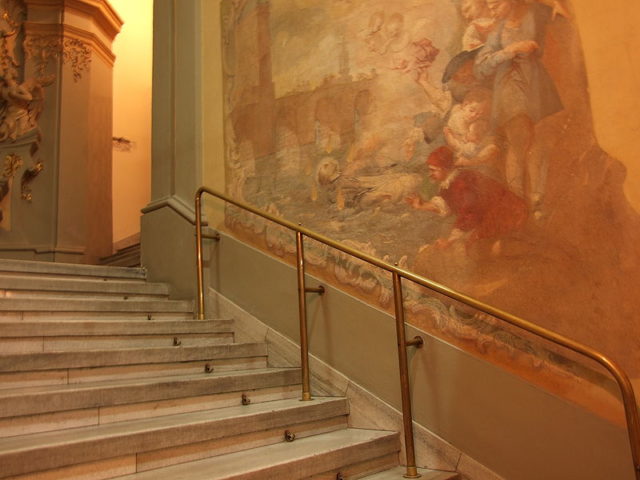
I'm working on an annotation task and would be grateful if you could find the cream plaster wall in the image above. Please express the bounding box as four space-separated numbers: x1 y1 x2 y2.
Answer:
572 1 640 210
111 0 153 245
202 0 226 225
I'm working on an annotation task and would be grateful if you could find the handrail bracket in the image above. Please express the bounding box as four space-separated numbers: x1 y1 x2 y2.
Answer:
406 336 424 348
305 285 325 295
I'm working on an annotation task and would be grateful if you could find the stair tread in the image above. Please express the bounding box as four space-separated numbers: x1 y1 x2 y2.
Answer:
0 260 411 480
100 244 140 261
361 466 459 479
0 275 169 295
0 319 234 336
0 297 193 312
0 343 267 371
0 259 146 279
114 428 397 480
0 397 348 456
0 366 299 400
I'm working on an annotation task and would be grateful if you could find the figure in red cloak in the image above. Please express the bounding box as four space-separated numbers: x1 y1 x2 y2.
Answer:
406 145 527 249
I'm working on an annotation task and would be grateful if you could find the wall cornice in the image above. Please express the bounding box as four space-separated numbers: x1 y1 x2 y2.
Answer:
23 0 123 41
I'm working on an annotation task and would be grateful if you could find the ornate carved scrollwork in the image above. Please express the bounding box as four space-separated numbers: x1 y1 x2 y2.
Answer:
24 34 62 78
0 152 21 222
25 35 92 83
0 0 57 212
20 159 41 201
63 38 91 82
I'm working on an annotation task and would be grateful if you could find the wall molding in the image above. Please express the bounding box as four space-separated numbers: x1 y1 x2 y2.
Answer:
0 244 85 254
23 0 122 40
141 195 208 227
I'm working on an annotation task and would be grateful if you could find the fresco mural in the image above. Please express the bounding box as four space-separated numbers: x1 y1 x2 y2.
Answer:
221 0 640 408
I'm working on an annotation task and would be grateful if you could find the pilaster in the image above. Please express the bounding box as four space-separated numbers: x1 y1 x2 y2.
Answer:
0 0 122 263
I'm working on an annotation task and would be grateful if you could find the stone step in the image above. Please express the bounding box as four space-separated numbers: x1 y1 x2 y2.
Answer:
0 297 194 313
361 466 460 479
0 275 169 300
0 319 235 353
0 353 269 390
0 368 302 437
0 397 350 479
0 367 299 418
0 311 196 322
101 251 141 268
0 343 267 373
0 319 233 337
0 259 146 281
101 245 141 268
0 332 236 354
110 427 399 480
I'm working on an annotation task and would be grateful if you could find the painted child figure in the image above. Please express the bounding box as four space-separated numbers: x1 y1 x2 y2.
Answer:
461 0 495 50
443 88 499 170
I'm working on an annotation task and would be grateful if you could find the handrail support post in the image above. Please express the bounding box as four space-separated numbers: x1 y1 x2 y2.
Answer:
392 272 421 479
296 231 313 401
195 190 205 320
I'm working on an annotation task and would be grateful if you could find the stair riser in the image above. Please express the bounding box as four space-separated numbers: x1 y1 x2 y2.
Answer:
0 358 268 389
0 369 301 418
4 455 135 480
0 400 350 478
0 384 302 438
0 334 235 354
0 370 68 390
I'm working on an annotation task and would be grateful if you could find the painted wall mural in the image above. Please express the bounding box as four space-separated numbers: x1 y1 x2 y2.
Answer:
221 0 640 404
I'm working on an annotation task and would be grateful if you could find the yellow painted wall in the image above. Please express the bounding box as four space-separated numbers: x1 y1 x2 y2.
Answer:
572 1 640 210
111 0 153 245
202 0 226 224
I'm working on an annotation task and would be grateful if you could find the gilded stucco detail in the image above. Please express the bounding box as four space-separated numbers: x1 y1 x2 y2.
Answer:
0 152 21 223
25 35 92 82
24 34 62 77
2 152 21 178
0 0 53 223
20 160 42 201
62 38 91 82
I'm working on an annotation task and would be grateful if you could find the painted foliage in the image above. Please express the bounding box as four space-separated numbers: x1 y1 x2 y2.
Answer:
221 0 640 383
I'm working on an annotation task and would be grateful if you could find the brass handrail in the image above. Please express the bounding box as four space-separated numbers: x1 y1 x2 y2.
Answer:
194 185 640 479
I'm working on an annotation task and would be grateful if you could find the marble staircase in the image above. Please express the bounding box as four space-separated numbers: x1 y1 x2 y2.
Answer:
0 260 459 480
99 243 141 268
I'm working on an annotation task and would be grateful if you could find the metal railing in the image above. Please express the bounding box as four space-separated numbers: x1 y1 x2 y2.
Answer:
194 185 640 479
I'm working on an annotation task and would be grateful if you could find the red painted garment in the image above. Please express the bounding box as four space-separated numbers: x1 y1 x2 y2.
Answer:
438 169 528 241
